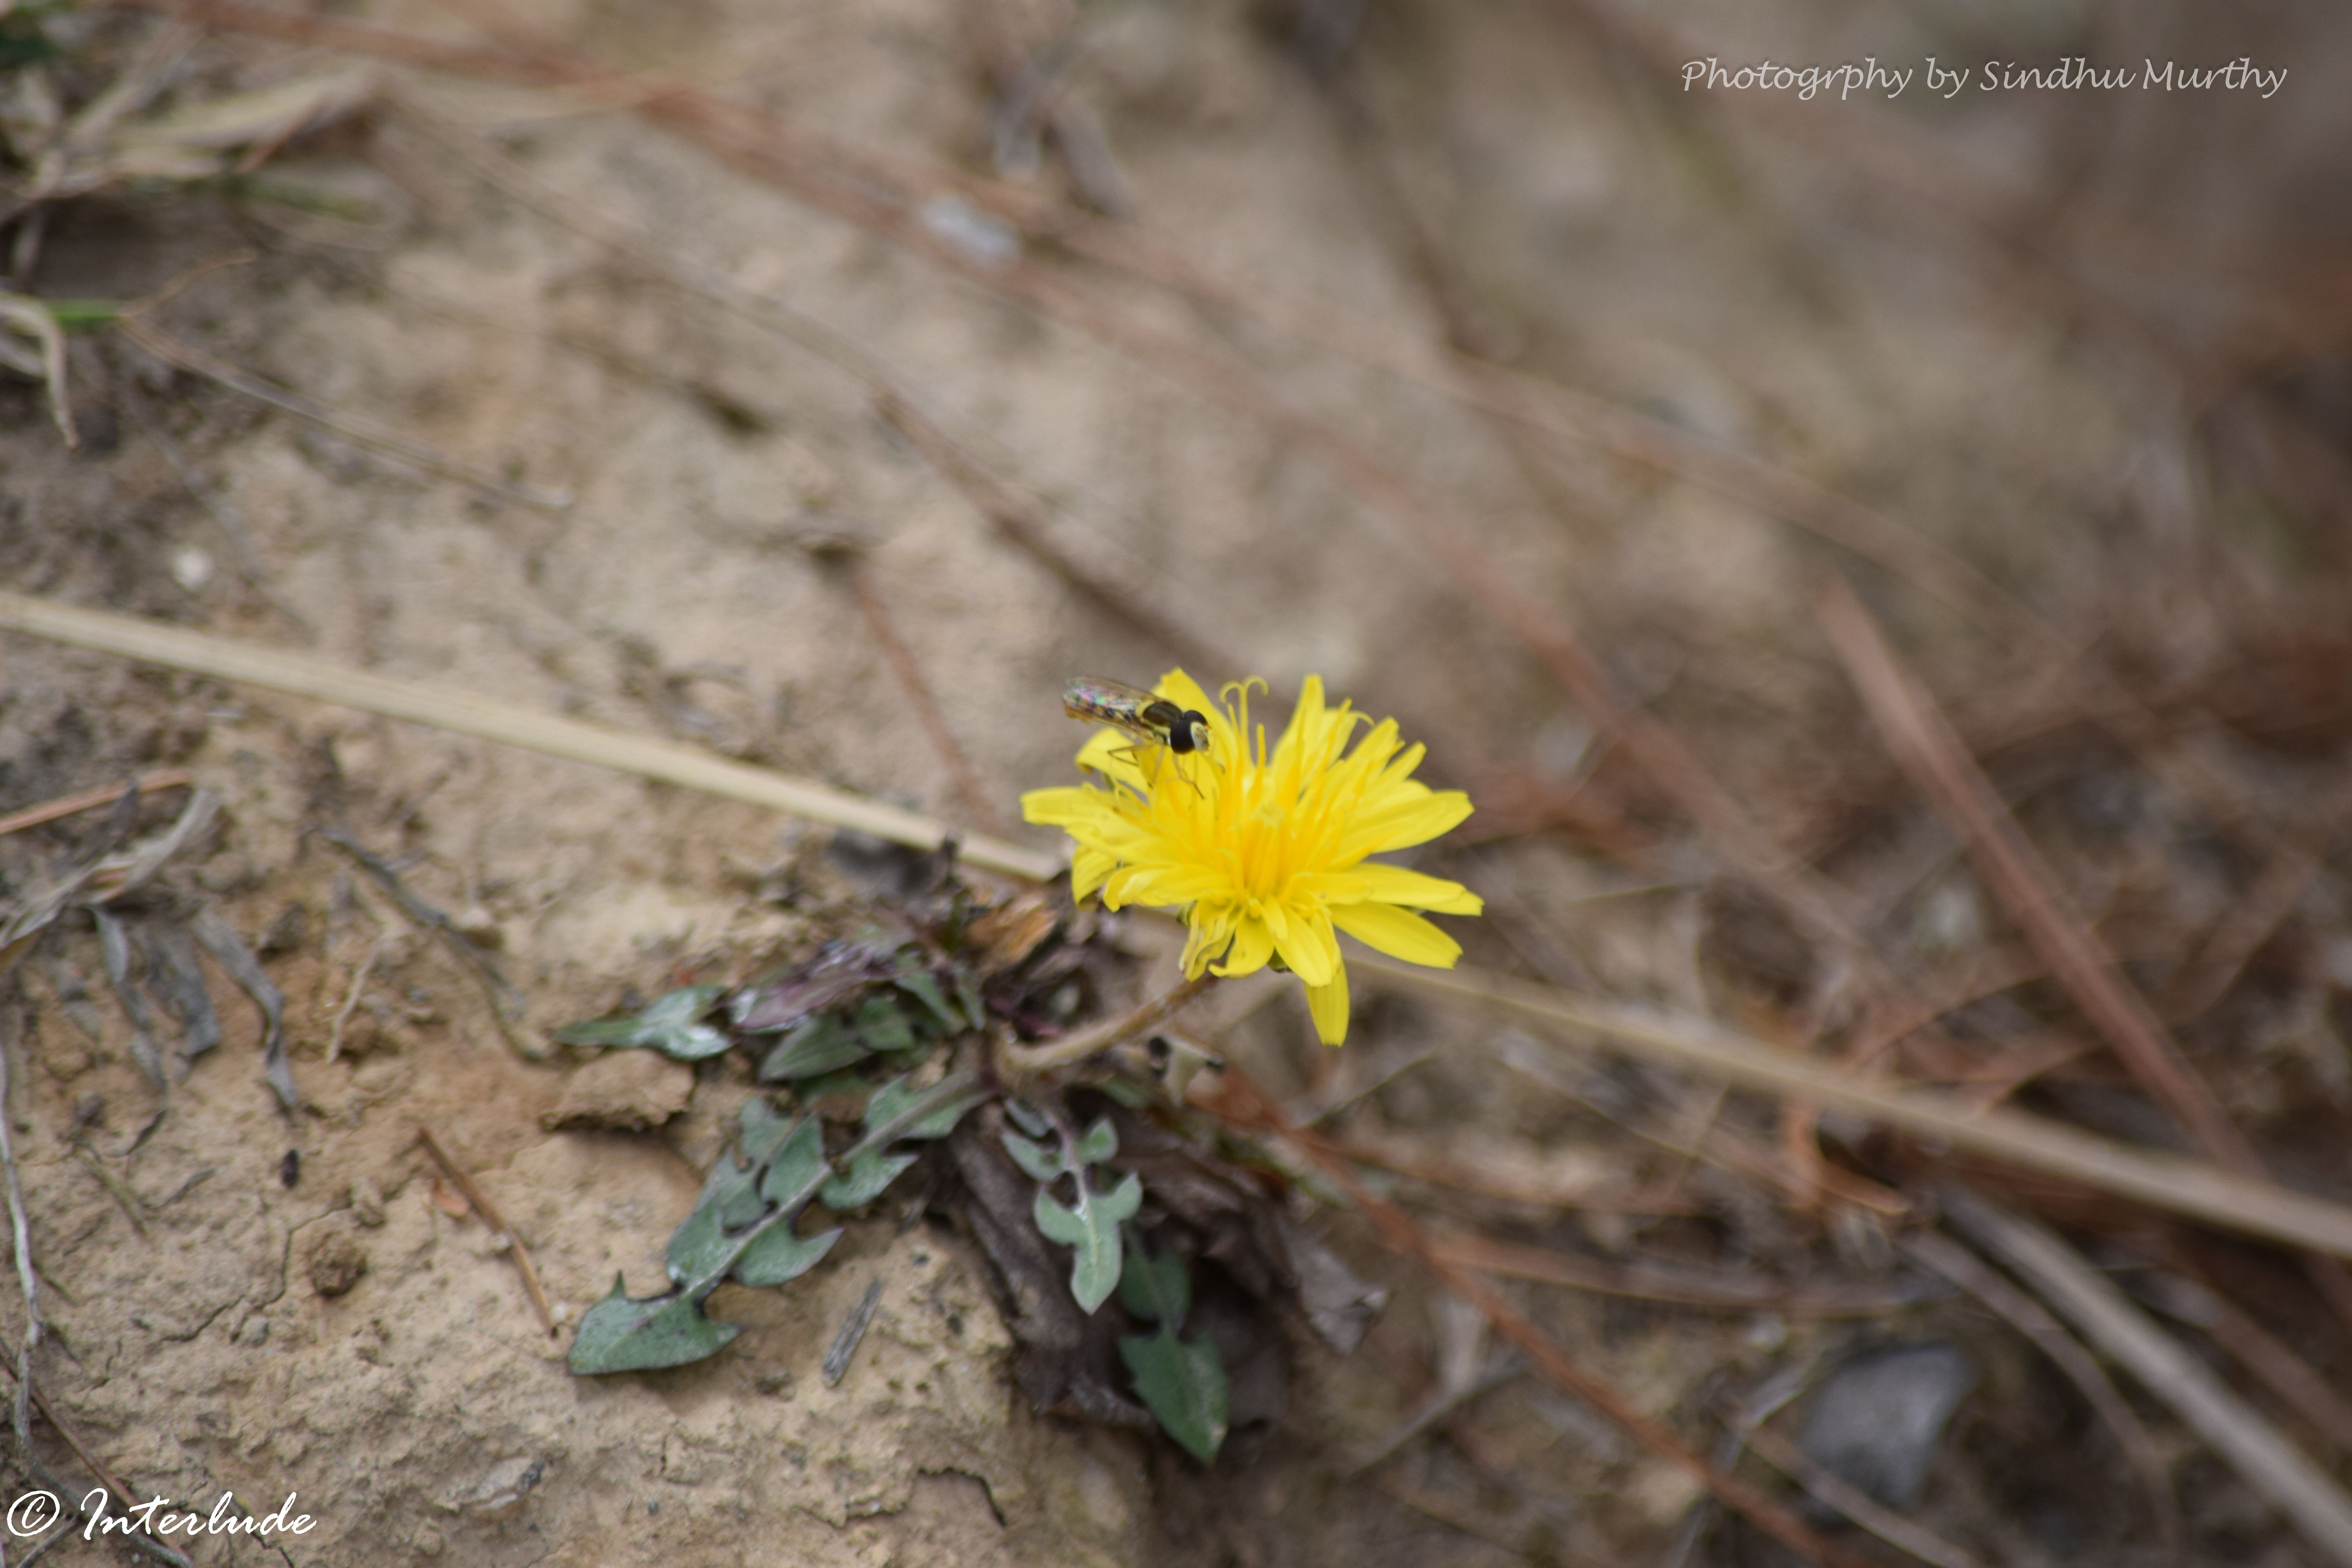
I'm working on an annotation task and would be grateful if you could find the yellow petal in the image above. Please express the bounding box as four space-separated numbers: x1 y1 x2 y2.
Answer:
1305 968 1351 1045
1336 789 1474 859
1182 902 1236 977
1021 785 1108 826
1329 902 1463 968
1295 864 1484 913
1270 900 1340 987
1071 846 1116 902
1214 915 1274 977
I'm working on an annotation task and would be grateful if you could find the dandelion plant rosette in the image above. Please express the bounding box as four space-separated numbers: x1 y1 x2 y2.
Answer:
1022 671 1482 1044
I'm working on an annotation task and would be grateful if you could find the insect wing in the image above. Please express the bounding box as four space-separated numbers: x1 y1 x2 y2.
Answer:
1063 677 1170 744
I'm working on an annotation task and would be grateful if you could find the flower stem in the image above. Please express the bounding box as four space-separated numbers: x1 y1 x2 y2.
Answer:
1000 972 1216 1080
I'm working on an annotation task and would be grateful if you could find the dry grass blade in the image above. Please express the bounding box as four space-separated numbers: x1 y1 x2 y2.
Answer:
1351 950 2352 1261
0 291 80 446
2139 1271 2352 1457
0 593 1061 882
1942 1191 2352 1568
1814 575 2252 1167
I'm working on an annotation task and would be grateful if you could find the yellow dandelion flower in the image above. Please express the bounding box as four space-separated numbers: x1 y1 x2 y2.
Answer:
1022 670 1482 1045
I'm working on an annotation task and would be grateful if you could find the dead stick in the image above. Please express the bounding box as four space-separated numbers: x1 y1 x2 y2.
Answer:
0 770 193 839
415 1125 557 1335
843 559 1003 833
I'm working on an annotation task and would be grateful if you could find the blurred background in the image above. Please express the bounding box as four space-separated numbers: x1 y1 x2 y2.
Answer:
5 0 2352 1563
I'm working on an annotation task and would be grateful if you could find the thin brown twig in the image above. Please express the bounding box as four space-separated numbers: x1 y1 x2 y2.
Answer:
1426 1229 1921 1318
874 392 1226 676
1197 1063 1867 1568
115 312 572 512
2168 842 2324 1021
414 1125 556 1335
840 558 1003 833
1741 1423 1996 1568
1903 1230 2184 1562
0 770 193 839
325 928 387 1065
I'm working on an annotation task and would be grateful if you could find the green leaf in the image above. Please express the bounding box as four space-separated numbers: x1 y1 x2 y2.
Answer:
733 1217 841 1287
1034 1171 1143 1313
822 1149 918 1209
1120 1328 1229 1463
893 959 963 1031
956 973 990 1032
792 1068 869 1106
1073 1116 1119 1167
1004 1099 1052 1139
1000 1129 1063 1185
554 984 730 1060
758 1115 830 1205
670 1154 760 1279
1097 1077 1152 1109
737 1098 800 1166
758 1013 872 1081
864 1074 975 1142
853 995 916 1054
569 1275 742 1374
1118 1243 1190 1327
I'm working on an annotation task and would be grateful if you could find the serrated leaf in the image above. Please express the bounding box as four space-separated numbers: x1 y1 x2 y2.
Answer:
1000 1129 1064 1185
1004 1099 1052 1139
758 1114 830 1205
853 995 916 1054
733 1218 841 1287
568 1274 742 1374
821 1149 918 1209
1034 1171 1143 1313
553 983 730 1060
758 1013 872 1082
1073 1116 1119 1167
737 1098 799 1165
1120 1328 1228 1463
1118 1244 1190 1327
864 1074 976 1142
669 1153 760 1280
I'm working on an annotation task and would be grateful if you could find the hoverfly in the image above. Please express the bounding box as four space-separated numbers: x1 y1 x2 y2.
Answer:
1063 677 1212 792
